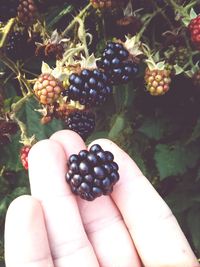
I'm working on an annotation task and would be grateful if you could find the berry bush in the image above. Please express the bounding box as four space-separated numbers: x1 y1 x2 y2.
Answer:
0 0 200 263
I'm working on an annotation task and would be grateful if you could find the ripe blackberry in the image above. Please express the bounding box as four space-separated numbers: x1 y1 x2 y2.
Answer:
97 42 139 85
0 0 19 23
65 69 112 107
66 144 119 201
17 0 37 25
4 30 36 60
65 110 95 141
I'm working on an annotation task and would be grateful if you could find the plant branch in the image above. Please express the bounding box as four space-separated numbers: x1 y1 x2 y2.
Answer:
0 52 32 94
0 18 15 48
11 92 33 114
61 3 92 37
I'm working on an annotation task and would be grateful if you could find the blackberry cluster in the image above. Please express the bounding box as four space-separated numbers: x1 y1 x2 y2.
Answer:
0 0 19 22
65 110 95 141
66 144 119 201
65 69 112 107
17 0 37 25
98 42 139 85
4 30 36 60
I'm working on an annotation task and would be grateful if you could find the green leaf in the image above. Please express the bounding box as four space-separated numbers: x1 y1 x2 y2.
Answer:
187 206 200 253
129 148 147 176
113 82 137 112
0 133 22 171
18 97 64 140
45 4 74 29
166 190 195 213
138 117 166 141
187 119 200 144
154 143 200 180
108 114 126 140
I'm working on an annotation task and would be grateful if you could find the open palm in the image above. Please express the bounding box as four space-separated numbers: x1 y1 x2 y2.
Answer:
5 130 199 267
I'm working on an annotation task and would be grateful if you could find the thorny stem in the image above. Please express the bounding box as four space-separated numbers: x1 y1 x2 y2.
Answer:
156 5 174 30
11 92 33 114
0 52 32 94
22 68 38 77
169 0 197 10
13 115 28 142
11 93 33 144
168 0 197 20
0 18 15 48
76 16 89 58
137 10 159 39
61 45 84 65
61 3 92 38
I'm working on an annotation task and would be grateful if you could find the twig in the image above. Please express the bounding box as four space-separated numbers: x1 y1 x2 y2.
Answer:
61 3 92 37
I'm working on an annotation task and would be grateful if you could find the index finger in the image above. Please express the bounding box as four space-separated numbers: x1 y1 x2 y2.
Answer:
90 139 199 267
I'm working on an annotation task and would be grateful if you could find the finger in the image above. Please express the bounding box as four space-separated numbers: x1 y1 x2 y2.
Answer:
28 138 99 267
90 139 199 267
51 130 142 267
5 195 54 267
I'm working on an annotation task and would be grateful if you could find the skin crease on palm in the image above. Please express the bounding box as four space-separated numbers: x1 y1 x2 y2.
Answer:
4 130 200 267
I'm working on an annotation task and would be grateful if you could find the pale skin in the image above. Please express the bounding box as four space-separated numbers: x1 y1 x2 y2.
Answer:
4 130 200 267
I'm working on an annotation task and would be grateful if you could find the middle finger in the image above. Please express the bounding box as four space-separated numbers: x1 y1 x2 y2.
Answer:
51 130 141 267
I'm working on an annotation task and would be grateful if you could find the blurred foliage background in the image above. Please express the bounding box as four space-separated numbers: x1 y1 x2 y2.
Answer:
0 0 200 264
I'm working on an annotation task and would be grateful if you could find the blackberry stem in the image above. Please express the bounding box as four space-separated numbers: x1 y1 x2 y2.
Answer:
76 16 89 58
11 92 33 114
61 3 92 37
168 0 197 22
137 10 158 39
108 114 126 140
0 52 32 94
0 18 15 48
11 93 34 145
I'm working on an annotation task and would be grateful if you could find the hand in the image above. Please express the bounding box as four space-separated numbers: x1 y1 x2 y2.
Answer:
4 130 200 267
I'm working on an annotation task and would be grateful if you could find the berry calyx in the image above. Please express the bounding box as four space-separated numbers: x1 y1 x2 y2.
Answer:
20 145 31 170
33 73 64 105
65 110 95 141
66 144 119 201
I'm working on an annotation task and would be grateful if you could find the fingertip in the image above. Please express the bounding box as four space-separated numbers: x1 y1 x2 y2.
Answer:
50 129 86 156
6 195 41 223
28 138 68 198
50 129 82 140
28 138 64 159
5 195 53 266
